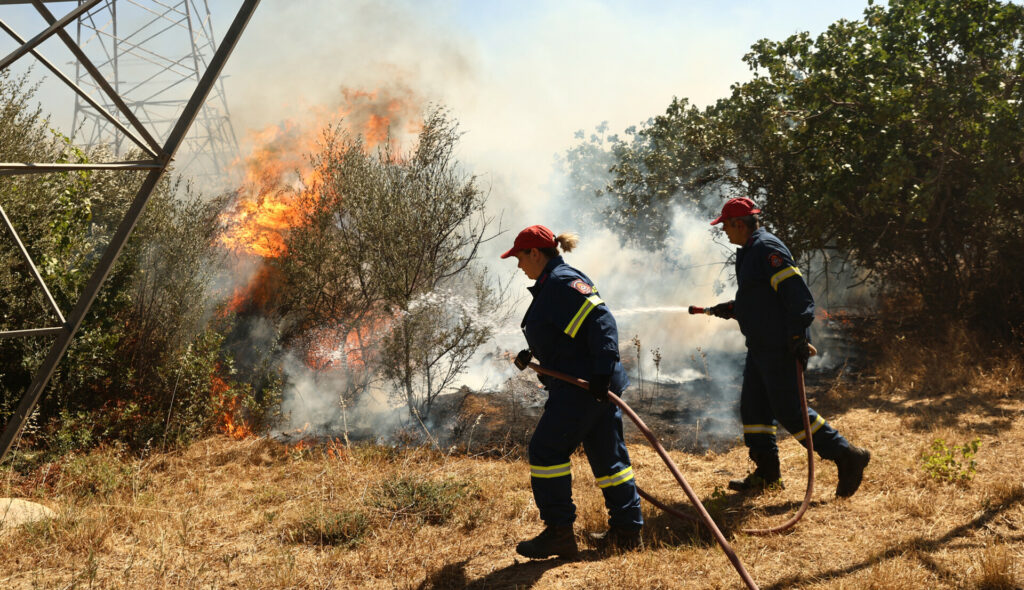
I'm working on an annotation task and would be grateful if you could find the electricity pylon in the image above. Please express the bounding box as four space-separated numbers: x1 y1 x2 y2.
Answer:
0 0 260 462
70 0 240 185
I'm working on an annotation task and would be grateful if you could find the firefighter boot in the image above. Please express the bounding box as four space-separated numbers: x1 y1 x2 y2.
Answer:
588 526 643 552
835 445 871 498
515 525 578 559
728 453 783 493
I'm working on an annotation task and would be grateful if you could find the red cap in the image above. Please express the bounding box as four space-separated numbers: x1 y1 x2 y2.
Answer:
710 197 761 225
500 225 556 259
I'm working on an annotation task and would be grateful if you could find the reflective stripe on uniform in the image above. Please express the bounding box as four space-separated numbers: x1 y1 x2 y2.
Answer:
743 424 778 435
530 462 572 479
793 415 826 441
595 466 634 489
564 294 604 338
770 266 802 291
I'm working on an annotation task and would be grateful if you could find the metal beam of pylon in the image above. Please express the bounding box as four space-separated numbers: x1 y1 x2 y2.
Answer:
0 0 260 463
70 0 241 186
0 18 159 157
33 0 164 154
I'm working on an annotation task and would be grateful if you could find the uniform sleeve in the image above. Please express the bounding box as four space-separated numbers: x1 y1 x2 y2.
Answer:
764 247 815 336
585 305 621 376
554 280 620 376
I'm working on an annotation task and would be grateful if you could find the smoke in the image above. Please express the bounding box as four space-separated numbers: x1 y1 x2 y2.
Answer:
275 352 405 441
202 1 876 442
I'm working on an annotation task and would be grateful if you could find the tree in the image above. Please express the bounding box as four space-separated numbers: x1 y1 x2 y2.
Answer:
570 0 1024 333
1 70 245 453
276 108 498 416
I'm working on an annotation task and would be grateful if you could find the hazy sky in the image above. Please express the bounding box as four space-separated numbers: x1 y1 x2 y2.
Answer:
0 0 882 399
2 1 872 169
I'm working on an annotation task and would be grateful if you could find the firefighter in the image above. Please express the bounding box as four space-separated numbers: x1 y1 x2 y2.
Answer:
502 224 643 559
707 198 871 497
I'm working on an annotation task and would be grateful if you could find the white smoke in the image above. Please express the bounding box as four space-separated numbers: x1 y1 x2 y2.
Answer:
275 352 405 441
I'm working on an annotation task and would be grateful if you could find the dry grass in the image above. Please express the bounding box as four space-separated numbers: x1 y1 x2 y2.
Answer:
2 335 1023 589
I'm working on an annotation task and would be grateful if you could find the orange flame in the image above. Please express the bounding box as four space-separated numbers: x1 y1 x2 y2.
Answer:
817 308 854 327
212 367 254 439
303 315 392 370
217 87 422 260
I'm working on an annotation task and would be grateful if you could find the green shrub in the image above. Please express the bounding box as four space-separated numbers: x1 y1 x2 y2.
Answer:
57 449 139 499
921 438 981 484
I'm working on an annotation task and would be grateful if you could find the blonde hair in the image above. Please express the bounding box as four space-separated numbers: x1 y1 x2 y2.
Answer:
539 232 578 258
555 232 578 253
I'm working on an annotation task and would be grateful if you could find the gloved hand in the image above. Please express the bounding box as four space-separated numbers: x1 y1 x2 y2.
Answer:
514 349 532 371
709 301 735 319
789 334 810 370
589 374 611 403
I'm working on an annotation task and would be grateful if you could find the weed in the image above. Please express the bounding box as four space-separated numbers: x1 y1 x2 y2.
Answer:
371 475 471 525
920 437 980 484
289 508 370 548
57 449 137 499
703 485 730 520
974 542 1020 590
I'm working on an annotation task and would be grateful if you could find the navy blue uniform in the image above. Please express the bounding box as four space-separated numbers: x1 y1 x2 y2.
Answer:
522 256 643 528
734 228 850 461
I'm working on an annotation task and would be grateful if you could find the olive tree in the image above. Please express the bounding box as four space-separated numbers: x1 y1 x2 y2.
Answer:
1 70 245 454
277 108 499 416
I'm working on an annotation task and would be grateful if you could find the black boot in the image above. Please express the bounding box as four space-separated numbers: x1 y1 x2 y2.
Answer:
728 453 782 493
515 525 578 559
835 445 871 498
588 526 643 552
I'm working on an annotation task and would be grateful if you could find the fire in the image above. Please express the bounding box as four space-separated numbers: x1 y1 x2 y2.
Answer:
212 367 254 439
218 86 422 260
818 308 855 327
303 315 392 370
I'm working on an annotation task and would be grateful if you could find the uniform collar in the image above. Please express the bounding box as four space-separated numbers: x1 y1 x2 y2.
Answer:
743 227 765 248
527 255 563 295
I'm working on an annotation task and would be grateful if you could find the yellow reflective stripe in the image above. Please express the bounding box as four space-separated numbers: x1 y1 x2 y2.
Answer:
595 466 634 488
530 462 572 479
564 294 604 338
743 424 778 435
793 415 826 441
770 266 802 291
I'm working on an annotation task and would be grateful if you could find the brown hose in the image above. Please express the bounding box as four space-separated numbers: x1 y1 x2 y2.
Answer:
527 362 759 590
740 362 814 535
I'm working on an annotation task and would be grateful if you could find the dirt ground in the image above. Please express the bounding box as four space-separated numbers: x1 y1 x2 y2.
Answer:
1 336 1022 589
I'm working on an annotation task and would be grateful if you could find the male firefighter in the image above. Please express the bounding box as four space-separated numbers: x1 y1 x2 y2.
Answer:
706 197 871 497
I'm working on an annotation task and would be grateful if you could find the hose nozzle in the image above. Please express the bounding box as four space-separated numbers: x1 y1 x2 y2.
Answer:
688 305 710 315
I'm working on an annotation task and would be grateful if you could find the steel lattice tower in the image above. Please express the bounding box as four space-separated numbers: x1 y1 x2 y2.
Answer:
0 0 260 462
70 0 239 184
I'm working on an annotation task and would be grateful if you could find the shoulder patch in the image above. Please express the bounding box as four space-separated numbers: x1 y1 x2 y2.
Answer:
768 253 784 268
569 279 593 295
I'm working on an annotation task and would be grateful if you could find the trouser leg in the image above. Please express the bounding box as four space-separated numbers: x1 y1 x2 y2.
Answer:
581 401 643 529
529 385 608 525
528 402 577 526
750 350 850 461
740 353 779 466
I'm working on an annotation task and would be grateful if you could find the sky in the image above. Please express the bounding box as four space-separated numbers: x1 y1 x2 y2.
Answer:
2 1 873 187
0 1 880 423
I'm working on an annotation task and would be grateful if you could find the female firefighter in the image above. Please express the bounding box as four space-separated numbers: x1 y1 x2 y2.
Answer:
502 224 643 559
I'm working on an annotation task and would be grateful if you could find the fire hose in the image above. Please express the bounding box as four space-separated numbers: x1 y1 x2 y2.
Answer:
522 361 760 590
516 311 820 589
688 305 815 536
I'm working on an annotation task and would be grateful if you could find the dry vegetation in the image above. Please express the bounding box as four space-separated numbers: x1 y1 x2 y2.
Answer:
1 329 1022 589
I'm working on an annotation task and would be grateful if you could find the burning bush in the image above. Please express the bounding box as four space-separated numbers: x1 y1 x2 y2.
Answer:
224 105 500 421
